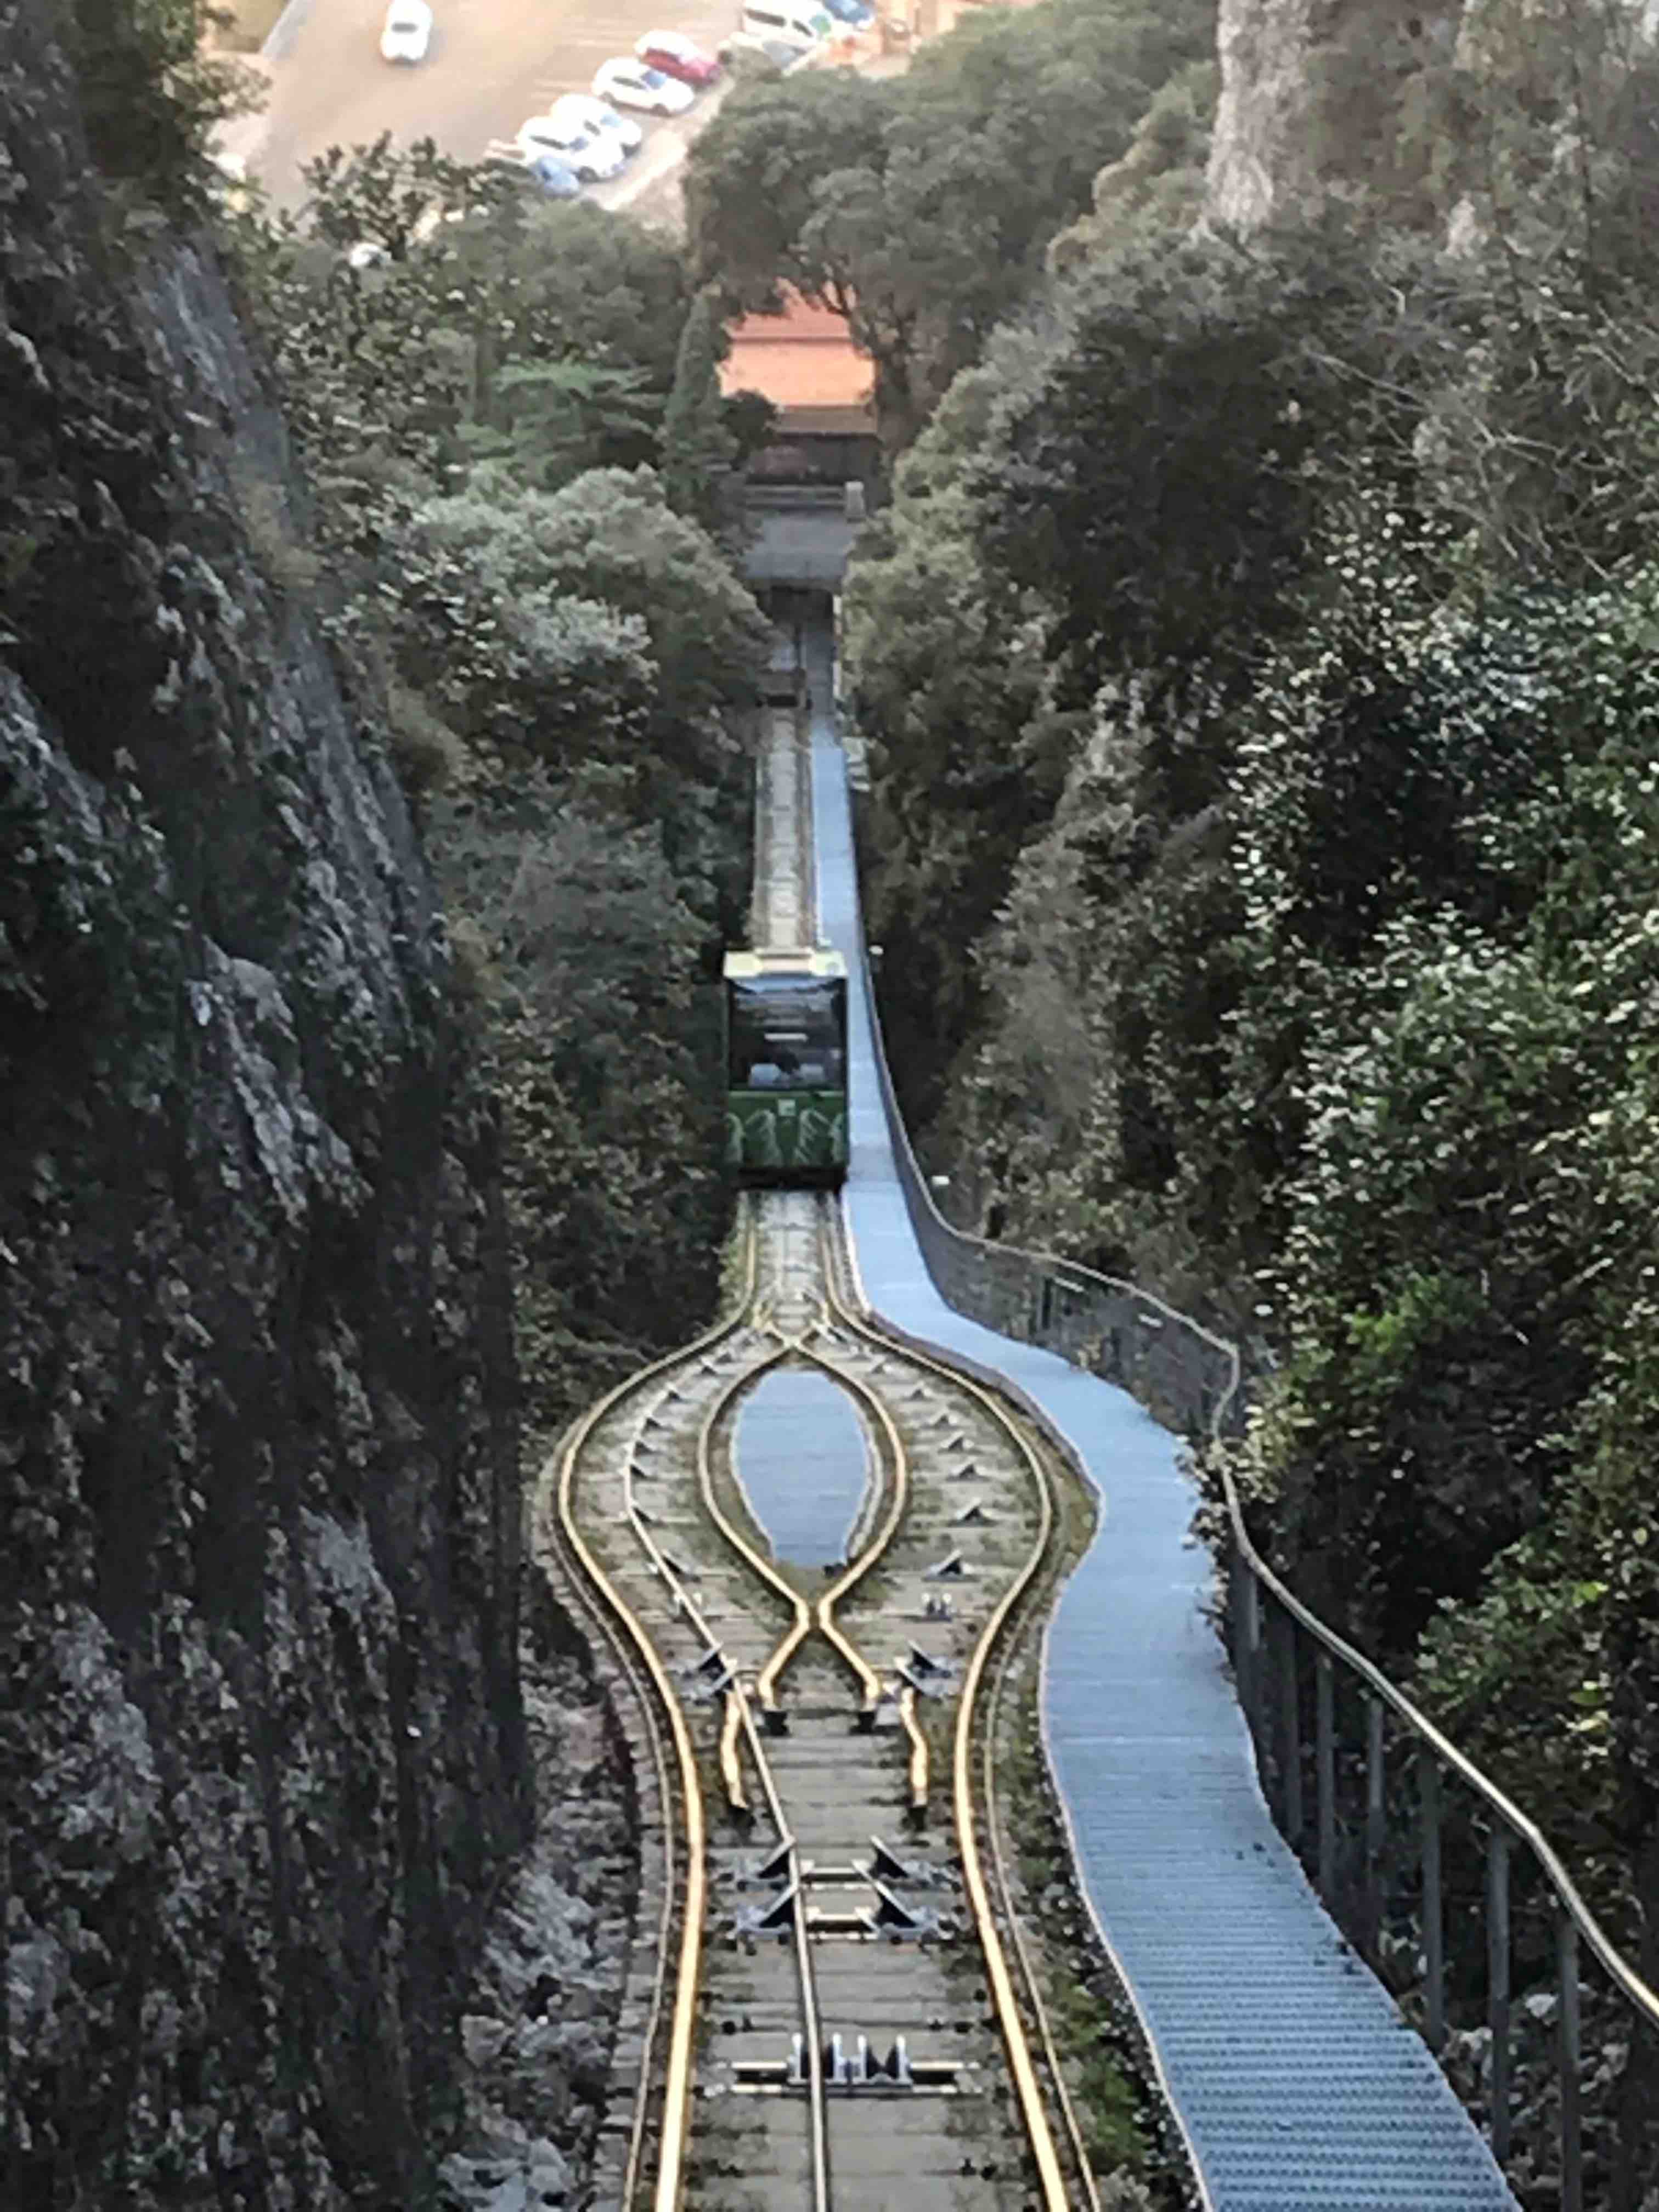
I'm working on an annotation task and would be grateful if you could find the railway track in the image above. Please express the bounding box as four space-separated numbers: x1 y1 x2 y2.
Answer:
537 1192 1104 2212
528 709 1109 2209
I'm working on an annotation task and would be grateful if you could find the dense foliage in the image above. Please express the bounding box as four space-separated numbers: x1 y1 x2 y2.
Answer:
842 0 1659 2039
685 0 1215 447
225 142 769 1446
64 0 262 216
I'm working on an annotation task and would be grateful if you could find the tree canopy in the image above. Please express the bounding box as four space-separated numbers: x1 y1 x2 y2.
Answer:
842 3 1659 2030
223 134 763 1441
685 0 1213 444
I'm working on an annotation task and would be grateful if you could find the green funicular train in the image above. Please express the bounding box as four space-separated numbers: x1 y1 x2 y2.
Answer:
723 945 849 1187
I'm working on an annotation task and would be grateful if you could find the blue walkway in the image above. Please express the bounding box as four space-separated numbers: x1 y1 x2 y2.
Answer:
808 697 1517 2211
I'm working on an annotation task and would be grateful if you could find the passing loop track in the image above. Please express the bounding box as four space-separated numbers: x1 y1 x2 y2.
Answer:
816 1200 1102 2212
545 1189 1108 2211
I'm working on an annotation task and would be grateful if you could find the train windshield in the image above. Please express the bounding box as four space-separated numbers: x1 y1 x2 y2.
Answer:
728 977 846 1090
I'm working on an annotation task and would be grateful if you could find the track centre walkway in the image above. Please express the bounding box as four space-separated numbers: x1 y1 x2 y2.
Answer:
806 667 1518 2211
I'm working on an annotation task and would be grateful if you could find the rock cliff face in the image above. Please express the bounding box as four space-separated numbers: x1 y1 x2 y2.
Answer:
1205 0 1453 231
1205 0 1324 232
1205 0 1659 235
1 6 527 2204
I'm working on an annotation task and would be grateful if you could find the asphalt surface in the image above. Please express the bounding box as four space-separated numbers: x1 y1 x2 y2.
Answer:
242 0 760 214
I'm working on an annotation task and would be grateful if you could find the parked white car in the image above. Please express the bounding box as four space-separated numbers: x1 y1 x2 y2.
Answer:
591 57 695 116
546 91 642 156
517 114 627 180
379 0 432 63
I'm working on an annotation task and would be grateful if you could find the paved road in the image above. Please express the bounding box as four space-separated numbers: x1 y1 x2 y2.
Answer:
243 0 755 213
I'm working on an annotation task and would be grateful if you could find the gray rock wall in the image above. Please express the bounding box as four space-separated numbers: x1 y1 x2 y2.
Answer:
1204 0 1457 232
1 4 527 2202
1203 1 1659 235
1206 0 1325 232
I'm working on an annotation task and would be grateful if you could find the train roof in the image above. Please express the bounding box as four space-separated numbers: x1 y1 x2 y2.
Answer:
724 946 848 983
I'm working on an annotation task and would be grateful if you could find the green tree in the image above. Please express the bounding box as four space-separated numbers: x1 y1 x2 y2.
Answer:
230 161 692 497
431 775 730 1420
462 361 663 488
661 290 735 533
1048 60 1218 271
413 468 768 774
64 0 263 213
686 0 1213 450
974 221 1425 679
844 343 1069 1114
684 69 895 306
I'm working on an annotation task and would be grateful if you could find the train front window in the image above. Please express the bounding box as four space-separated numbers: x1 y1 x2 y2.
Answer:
729 979 845 1090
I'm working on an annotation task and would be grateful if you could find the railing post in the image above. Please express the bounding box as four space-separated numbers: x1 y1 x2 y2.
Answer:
1316 1650 1336 1903
1488 1827 1510 2168
1558 1912 1581 2212
1277 1609 1302 1845
1364 1695 1385 1961
1238 1562 1262 1749
1421 1746 1444 2053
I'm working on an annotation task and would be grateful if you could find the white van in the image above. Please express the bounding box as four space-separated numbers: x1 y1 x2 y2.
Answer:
739 0 834 49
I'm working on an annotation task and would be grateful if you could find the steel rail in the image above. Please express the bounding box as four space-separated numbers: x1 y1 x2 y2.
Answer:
808 1344 910 1701
596 1312 833 2212
552 1206 761 2212
812 1201 1074 2212
702 1187 1077 2202
718 1686 751 1820
980 1542 1104 2212
730 1677 832 2212
697 1330 910 1717
689 1339 816 1711
823 1197 1216 2208
896 1683 929 1808
537 1517 680 2211
754 700 810 949
691 1348 831 2212
711 1288 930 1781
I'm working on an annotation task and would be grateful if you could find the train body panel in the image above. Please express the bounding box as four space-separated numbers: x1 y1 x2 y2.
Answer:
723 945 848 1188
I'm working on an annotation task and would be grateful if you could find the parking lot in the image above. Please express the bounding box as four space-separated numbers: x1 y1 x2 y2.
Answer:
241 0 808 214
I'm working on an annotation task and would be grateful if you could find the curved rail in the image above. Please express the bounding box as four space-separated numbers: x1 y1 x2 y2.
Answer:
692 1332 833 2208
538 1515 682 2210
691 1348 816 1713
550 1207 760 2212
809 1352 909 1705
704 1314 923 1806
982 1567 1104 2212
684 1190 1098 2207
574 1245 837 2212
815 1201 1080 2212
718 1686 751 1821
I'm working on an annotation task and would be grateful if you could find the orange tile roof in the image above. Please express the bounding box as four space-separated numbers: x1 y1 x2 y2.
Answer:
721 290 875 420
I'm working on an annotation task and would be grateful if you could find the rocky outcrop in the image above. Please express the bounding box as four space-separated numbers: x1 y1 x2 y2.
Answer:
1 4 526 2203
1205 0 1325 232
1205 0 1457 232
1205 1 1659 236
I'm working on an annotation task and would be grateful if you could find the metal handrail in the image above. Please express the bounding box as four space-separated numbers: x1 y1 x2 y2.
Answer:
849 878 1659 2200
1217 1468 1659 2028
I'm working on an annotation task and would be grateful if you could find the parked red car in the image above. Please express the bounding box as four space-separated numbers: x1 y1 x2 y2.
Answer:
633 29 722 86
